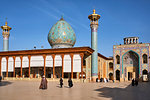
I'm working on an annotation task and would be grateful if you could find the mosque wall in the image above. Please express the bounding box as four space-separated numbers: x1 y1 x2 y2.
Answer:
113 43 150 81
1 54 82 77
85 55 113 80
85 56 91 80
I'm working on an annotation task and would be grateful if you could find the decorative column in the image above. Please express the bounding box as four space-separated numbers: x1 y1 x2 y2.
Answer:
6 56 8 77
61 54 64 78
0 57 2 77
13 56 16 77
43 55 46 76
20 56 23 77
1 20 12 51
52 54 55 78
28 55 31 78
80 53 84 79
70 53 74 79
88 9 100 81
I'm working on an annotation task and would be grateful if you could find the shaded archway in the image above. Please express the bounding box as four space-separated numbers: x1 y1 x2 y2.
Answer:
142 69 148 81
143 69 148 75
109 73 113 80
116 70 120 80
122 50 139 80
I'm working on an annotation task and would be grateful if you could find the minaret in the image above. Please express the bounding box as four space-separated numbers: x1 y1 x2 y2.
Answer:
1 19 12 51
88 9 100 81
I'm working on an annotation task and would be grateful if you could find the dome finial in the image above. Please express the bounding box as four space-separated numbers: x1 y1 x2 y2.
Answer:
5 17 8 26
60 15 64 21
93 9 96 14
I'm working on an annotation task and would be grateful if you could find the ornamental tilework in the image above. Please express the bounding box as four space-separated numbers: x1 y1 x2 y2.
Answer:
142 64 148 69
115 50 120 55
116 64 120 69
48 19 76 46
142 49 147 53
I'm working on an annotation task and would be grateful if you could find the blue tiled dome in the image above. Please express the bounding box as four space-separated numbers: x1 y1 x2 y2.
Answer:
48 17 76 48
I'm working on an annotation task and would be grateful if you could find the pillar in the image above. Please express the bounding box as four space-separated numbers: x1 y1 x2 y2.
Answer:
6 56 8 77
13 56 16 77
103 62 106 78
43 55 46 76
52 54 55 78
88 9 100 81
0 57 2 77
70 53 74 79
80 53 84 79
28 55 31 78
61 54 64 78
20 56 23 77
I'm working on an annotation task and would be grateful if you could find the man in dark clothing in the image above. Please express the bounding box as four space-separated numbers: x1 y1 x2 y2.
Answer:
132 79 135 86
68 78 73 88
0 76 2 82
39 75 48 89
135 78 138 86
60 77 63 88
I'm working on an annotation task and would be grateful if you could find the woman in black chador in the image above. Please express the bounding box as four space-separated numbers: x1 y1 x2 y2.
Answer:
60 77 63 88
132 78 135 86
135 78 138 86
68 78 73 88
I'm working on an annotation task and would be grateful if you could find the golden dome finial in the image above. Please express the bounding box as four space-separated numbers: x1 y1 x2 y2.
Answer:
60 15 64 21
93 9 96 14
5 17 8 26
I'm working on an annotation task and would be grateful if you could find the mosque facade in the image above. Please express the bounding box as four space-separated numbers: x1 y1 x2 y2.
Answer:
114 37 150 81
0 10 149 82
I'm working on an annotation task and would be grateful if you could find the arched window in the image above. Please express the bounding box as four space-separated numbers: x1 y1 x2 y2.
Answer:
109 73 113 80
116 55 120 64
109 62 113 70
143 54 147 64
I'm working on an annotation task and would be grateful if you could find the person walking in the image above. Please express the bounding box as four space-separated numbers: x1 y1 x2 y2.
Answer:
0 76 2 82
60 77 63 88
135 78 138 86
132 78 135 86
68 78 73 88
39 75 48 90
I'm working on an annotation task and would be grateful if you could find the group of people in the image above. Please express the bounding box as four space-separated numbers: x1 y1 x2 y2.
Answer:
96 78 110 83
132 78 138 86
39 75 73 90
60 77 73 88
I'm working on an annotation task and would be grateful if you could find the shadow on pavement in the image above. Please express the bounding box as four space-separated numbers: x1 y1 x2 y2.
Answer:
94 82 150 100
0 81 12 87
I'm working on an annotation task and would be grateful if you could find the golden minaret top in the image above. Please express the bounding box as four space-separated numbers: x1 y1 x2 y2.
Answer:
88 9 100 25
1 19 12 37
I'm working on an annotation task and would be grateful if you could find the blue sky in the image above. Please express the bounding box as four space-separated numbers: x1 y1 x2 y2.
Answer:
0 0 150 57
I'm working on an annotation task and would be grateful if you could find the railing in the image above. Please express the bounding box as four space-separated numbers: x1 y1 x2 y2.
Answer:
90 21 98 25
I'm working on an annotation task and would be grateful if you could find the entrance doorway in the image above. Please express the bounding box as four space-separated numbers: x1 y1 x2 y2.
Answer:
116 70 120 80
128 72 132 80
143 70 148 75
142 69 148 81
109 73 113 80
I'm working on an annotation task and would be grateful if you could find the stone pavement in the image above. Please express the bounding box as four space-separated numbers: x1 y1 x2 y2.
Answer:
0 80 150 100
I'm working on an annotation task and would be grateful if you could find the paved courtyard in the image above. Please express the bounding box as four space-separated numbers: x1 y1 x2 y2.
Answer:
0 80 150 100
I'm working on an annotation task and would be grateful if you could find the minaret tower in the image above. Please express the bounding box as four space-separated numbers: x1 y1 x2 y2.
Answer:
88 9 100 81
1 19 12 51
